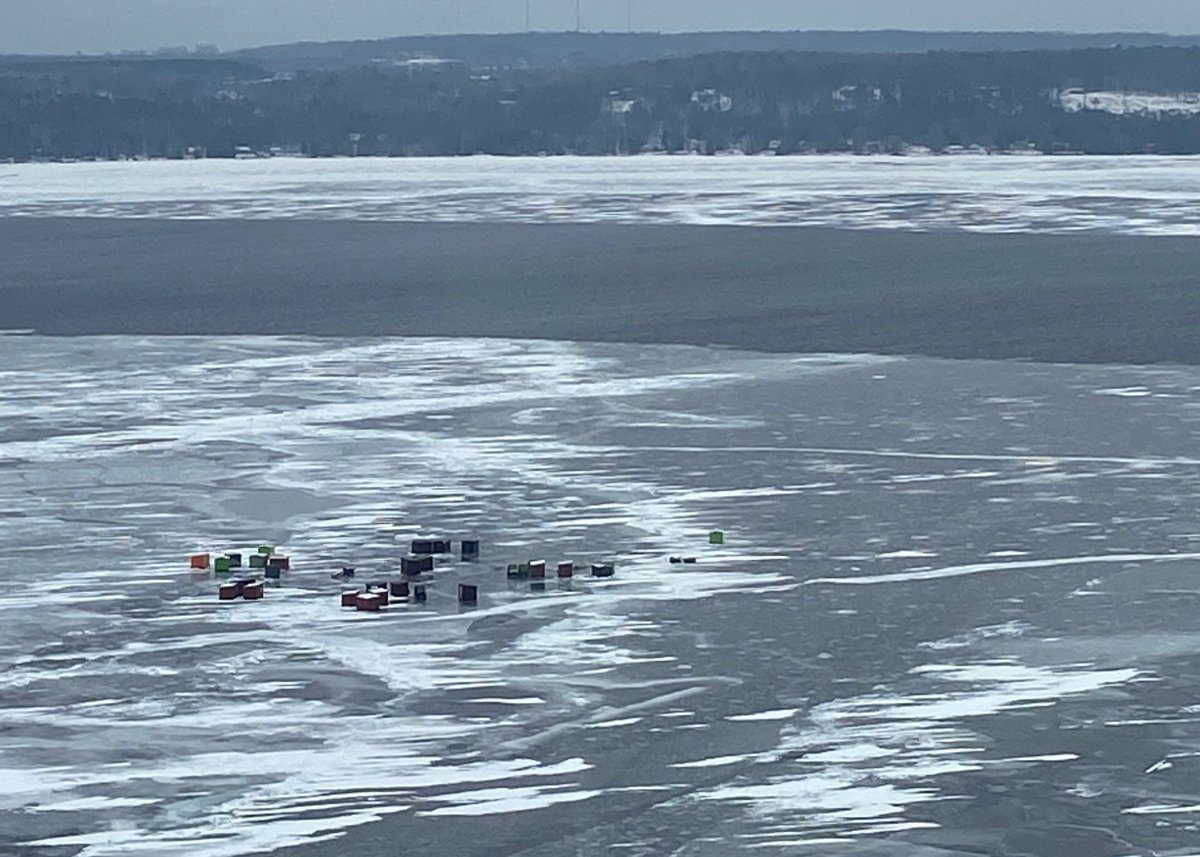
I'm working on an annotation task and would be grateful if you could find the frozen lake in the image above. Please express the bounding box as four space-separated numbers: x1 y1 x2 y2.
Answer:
3 335 1200 856
5 154 1200 233
4 153 1200 855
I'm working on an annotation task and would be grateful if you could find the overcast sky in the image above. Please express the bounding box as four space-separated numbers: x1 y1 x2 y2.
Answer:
5 0 1200 54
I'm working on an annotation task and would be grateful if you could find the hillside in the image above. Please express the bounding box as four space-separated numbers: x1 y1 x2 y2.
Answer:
7 45 1200 160
231 29 1200 72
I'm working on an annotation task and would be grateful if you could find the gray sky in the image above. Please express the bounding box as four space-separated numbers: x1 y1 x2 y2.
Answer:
5 0 1200 54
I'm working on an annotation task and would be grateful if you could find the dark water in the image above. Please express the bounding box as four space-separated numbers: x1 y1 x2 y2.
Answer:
2 335 1200 855
5 219 1200 366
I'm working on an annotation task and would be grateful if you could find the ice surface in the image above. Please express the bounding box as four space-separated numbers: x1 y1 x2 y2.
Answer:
4 154 1200 234
3 336 1200 855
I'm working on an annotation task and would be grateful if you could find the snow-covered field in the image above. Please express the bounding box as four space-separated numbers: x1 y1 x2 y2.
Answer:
4 154 1200 233
1058 89 1200 116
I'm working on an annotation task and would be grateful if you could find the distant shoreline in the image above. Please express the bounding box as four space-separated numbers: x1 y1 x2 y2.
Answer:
9 42 1200 161
0 149 1154 165
4 218 1199 366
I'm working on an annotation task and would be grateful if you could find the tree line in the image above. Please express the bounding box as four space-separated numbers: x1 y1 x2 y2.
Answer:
5 47 1200 160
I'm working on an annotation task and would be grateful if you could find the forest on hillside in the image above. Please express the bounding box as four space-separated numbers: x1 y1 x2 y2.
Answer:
5 46 1200 160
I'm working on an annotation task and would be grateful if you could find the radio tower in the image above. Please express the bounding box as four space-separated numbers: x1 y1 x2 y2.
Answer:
575 0 581 32
525 0 531 30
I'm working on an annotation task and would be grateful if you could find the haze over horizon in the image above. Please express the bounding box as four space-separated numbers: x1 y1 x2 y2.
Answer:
5 0 1200 55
